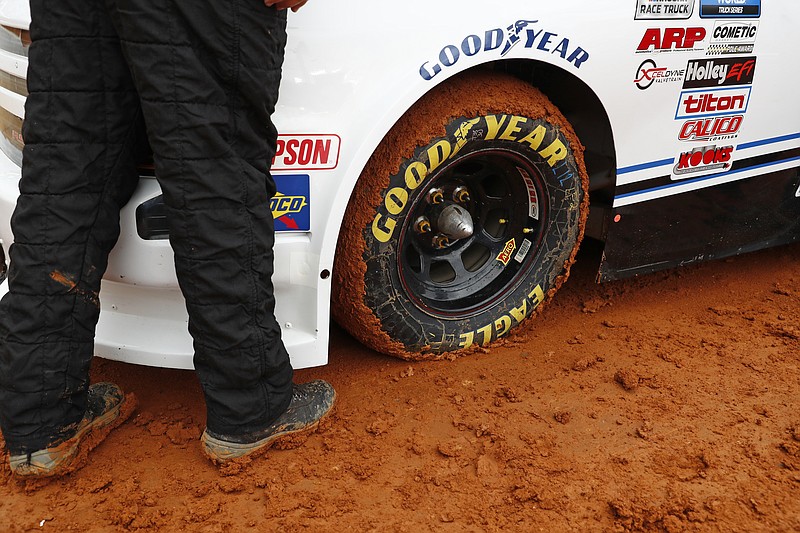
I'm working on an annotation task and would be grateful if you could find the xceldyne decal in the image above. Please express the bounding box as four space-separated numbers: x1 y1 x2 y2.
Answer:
419 20 590 81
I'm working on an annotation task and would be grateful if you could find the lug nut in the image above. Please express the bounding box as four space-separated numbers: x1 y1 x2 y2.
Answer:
427 188 445 205
498 218 508 225
414 216 432 234
453 186 471 204
432 234 451 249
523 228 534 234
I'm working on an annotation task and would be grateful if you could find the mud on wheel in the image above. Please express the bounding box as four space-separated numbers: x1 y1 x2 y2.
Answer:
333 72 588 359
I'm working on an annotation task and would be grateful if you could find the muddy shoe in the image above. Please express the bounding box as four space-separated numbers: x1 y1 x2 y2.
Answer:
9 382 136 478
201 379 336 463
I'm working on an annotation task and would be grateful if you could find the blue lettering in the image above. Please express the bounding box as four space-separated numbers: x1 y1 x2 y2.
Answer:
462 34 481 56
439 45 460 67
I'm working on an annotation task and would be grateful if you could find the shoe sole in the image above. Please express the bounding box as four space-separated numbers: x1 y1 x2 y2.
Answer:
11 392 138 478
202 392 336 465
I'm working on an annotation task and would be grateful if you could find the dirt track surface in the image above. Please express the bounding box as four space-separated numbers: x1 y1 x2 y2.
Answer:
2 241 800 532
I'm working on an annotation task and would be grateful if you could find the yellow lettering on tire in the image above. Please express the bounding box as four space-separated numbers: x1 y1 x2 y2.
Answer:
459 331 475 349
518 125 547 151
499 116 526 141
404 161 428 190
385 187 409 215
477 324 493 346
427 140 452 173
495 315 512 337
485 115 508 140
529 284 545 308
509 300 528 323
371 214 396 243
539 139 568 167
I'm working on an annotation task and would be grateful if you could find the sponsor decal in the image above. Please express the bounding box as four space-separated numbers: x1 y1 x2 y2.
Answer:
672 144 734 177
678 114 744 141
683 56 756 88
637 27 706 53
458 285 545 349
419 20 590 80
273 134 341 171
675 87 751 119
271 174 310 232
635 0 695 20
700 0 761 18
707 21 758 55
634 59 685 90
496 239 517 266
371 115 571 243
517 167 540 219
514 239 533 264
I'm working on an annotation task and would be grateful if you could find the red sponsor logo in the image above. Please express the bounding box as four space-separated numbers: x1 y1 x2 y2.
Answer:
273 134 341 171
496 239 517 266
637 27 706 52
674 145 733 176
679 115 743 141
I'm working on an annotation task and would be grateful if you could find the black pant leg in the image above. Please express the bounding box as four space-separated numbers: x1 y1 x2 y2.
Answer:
0 0 141 453
109 0 293 436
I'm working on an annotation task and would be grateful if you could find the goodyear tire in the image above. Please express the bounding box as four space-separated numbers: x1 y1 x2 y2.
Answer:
333 72 588 359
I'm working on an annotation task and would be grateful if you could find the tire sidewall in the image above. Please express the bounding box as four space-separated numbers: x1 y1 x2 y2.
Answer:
363 113 584 353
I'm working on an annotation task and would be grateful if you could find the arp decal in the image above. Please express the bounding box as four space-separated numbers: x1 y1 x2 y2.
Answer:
678 115 743 141
635 0 695 20
700 0 761 18
271 174 310 232
672 145 734 178
683 57 756 89
707 21 758 55
636 27 706 53
634 59 685 90
272 134 341 171
418 20 590 81
675 87 751 119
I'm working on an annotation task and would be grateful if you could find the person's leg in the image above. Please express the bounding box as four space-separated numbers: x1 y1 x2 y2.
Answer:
109 0 294 436
0 0 140 460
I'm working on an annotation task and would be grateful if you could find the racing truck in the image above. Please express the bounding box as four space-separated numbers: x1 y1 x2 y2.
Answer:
0 0 796 369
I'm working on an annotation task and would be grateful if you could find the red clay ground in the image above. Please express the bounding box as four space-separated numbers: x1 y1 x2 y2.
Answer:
2 241 800 532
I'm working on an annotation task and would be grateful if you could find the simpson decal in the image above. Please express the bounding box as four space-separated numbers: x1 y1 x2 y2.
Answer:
273 134 341 171
635 0 695 20
272 174 311 232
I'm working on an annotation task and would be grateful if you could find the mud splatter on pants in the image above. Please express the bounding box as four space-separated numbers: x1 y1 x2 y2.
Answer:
0 0 293 454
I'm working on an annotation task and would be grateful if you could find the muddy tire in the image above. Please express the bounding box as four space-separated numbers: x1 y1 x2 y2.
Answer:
332 72 589 359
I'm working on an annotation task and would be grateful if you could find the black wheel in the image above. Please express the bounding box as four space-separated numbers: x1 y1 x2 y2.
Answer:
333 72 588 358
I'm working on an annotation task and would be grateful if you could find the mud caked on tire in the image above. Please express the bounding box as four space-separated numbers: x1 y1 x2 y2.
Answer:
333 72 589 359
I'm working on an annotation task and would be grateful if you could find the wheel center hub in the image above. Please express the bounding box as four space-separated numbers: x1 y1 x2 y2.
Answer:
437 204 474 240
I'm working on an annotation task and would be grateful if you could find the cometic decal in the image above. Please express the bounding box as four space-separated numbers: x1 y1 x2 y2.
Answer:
707 21 758 55
272 134 341 171
635 0 695 20
418 20 590 81
271 174 310 232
